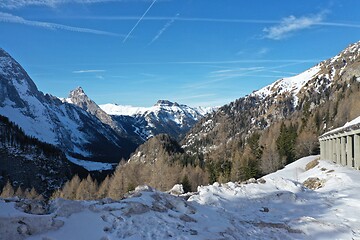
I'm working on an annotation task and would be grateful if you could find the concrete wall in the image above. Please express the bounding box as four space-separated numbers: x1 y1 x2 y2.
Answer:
319 130 360 169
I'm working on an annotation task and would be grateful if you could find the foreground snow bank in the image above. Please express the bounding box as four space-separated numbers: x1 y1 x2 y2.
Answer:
1 155 360 239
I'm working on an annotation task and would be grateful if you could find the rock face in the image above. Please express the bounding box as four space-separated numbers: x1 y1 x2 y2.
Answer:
0 48 137 163
66 87 127 137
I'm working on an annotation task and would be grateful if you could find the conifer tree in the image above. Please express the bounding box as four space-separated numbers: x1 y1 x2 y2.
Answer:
59 175 81 199
97 175 110 199
76 175 98 200
0 181 15 198
15 187 24 198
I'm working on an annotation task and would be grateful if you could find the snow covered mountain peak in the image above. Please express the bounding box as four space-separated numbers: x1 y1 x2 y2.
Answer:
251 41 360 107
0 49 136 162
65 86 128 137
69 86 85 96
154 100 179 107
100 101 216 141
252 65 321 105
0 48 39 98
67 86 91 105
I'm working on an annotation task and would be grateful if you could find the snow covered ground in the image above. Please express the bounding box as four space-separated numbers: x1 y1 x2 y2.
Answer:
66 156 115 171
1 155 360 239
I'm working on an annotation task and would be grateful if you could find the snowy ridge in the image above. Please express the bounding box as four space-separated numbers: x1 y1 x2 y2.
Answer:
99 104 150 116
100 101 215 119
2 155 360 239
253 65 321 106
252 41 360 107
100 100 216 141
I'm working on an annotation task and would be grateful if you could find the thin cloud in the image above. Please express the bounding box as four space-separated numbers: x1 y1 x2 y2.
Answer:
176 93 216 101
148 13 179 45
94 59 321 66
263 13 325 40
72 15 280 24
185 61 313 89
236 47 269 57
49 15 360 30
0 0 156 9
123 0 157 43
0 12 120 36
211 67 265 75
73 69 106 73
257 47 269 56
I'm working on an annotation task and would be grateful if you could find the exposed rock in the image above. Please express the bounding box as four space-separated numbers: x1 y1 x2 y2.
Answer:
17 221 30 235
260 207 269 212
168 184 184 196
305 159 319 171
180 214 197 223
15 199 48 215
303 177 325 190
257 178 266 184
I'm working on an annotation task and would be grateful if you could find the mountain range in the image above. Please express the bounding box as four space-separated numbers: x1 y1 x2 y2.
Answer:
1 40 360 195
0 48 214 193
100 101 215 142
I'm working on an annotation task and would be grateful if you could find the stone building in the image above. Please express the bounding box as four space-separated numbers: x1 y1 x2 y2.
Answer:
319 116 360 169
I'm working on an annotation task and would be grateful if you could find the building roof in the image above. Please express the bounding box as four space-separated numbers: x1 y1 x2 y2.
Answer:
320 116 360 139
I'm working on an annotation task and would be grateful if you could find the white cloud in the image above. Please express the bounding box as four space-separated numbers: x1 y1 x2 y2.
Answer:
263 13 324 40
73 69 106 73
0 12 119 36
0 0 154 9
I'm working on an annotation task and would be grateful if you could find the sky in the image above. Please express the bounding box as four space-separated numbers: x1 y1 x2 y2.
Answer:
1 0 360 107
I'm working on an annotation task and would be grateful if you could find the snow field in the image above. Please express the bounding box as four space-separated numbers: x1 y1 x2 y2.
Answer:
1 155 360 239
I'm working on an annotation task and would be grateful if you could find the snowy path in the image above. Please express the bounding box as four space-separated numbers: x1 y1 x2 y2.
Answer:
1 155 360 239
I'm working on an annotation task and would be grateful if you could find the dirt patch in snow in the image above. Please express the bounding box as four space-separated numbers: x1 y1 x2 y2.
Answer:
303 177 325 190
305 159 319 171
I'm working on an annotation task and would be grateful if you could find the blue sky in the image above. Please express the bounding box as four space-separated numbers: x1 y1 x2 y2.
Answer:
1 0 360 107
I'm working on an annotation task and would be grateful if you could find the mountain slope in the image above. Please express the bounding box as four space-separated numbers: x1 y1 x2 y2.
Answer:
182 40 360 176
0 48 136 163
0 115 72 196
100 100 215 141
128 134 184 163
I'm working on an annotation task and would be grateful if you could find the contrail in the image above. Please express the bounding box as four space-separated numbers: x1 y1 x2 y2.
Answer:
122 0 157 43
148 13 179 45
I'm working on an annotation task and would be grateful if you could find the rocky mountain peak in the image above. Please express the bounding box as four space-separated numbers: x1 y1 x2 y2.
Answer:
154 100 179 107
68 86 88 104
0 48 39 95
67 87 103 116
66 86 128 136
